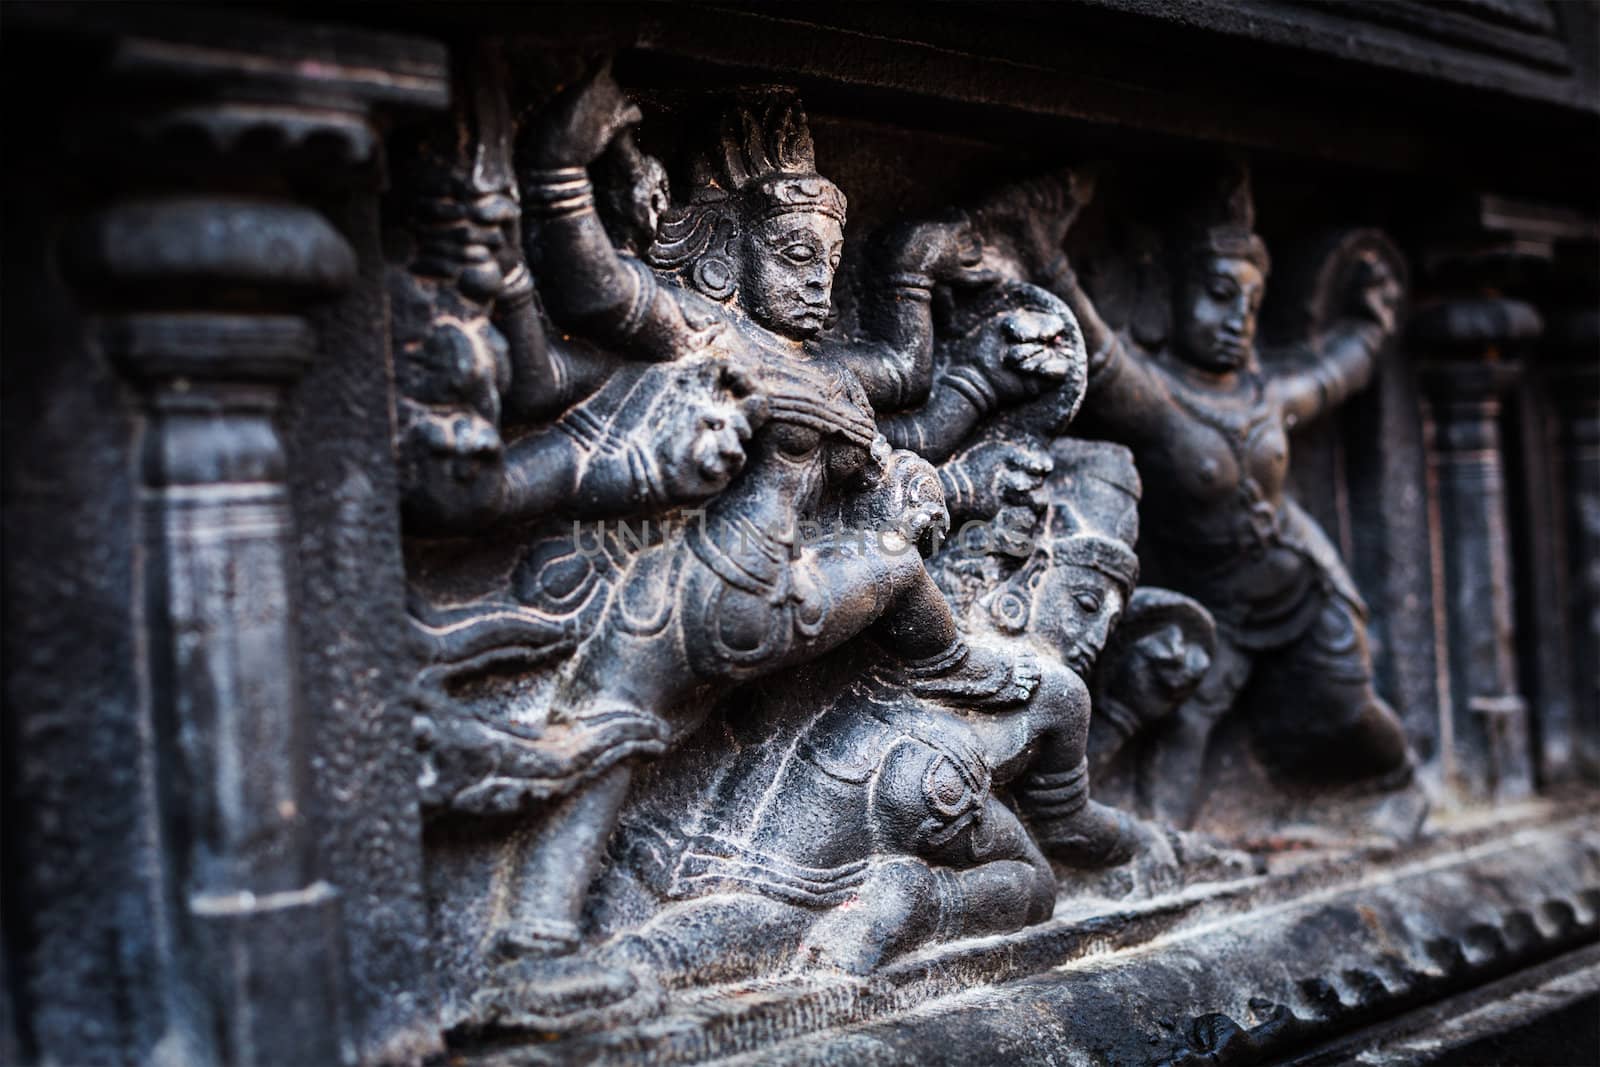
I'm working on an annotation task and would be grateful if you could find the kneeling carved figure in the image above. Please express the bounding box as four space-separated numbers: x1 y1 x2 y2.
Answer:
605 440 1248 982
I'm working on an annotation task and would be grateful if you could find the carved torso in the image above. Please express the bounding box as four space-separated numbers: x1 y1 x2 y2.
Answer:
1120 353 1325 647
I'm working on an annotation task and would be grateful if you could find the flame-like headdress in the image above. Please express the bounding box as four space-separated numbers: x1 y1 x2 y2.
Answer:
1189 158 1270 274
648 92 846 278
707 94 847 221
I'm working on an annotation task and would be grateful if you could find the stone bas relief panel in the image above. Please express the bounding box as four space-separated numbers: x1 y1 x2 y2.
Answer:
6 7 1600 1065
388 59 1435 1040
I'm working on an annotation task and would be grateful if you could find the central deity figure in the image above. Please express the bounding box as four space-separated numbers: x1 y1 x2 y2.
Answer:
464 68 1077 1022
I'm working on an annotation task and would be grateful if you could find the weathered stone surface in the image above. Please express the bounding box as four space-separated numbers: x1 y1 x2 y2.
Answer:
2 5 1595 1065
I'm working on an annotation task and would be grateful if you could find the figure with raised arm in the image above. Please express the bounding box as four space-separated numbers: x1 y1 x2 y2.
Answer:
995 162 1422 833
435 65 1077 1029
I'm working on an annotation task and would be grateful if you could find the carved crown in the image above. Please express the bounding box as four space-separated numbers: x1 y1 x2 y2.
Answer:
1190 158 1270 273
649 92 846 277
1044 439 1141 589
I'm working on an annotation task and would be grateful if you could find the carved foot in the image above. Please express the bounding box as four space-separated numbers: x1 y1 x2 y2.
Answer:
1056 821 1263 900
1230 766 1432 854
464 953 662 1035
898 640 1041 709
1365 777 1430 843
1163 827 1265 883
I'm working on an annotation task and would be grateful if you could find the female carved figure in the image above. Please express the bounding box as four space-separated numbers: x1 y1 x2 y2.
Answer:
1019 165 1420 831
459 68 1073 1026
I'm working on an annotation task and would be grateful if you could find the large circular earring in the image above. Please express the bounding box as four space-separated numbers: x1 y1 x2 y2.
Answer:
692 256 737 301
985 586 1031 635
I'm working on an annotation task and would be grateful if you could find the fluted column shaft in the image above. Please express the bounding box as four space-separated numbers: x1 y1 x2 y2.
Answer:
1415 298 1541 803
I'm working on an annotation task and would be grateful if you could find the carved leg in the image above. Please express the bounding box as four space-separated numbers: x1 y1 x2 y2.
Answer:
1244 596 1427 840
799 715 1061 974
496 763 636 958
547 533 944 738
1139 635 1253 828
1247 596 1415 790
470 763 644 1030
608 894 815 987
925 797 1057 935
963 659 1091 781
802 810 1056 975
960 661 1137 869
796 858 939 974
809 530 949 644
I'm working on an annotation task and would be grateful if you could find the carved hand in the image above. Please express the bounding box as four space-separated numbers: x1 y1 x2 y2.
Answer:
966 641 1042 705
970 166 1096 277
526 60 644 170
1000 309 1079 380
939 438 1053 521
1347 248 1403 336
962 308 1081 404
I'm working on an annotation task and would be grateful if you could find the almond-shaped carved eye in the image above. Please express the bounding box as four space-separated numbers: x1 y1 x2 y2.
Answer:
783 244 816 263
1074 590 1102 613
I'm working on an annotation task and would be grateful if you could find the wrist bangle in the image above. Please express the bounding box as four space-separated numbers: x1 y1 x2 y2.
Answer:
938 466 972 514
523 167 594 219
887 271 934 291
941 365 998 417
497 263 536 303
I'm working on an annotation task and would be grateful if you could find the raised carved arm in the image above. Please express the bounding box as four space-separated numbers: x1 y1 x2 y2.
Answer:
880 294 1082 458
403 357 761 532
972 167 1172 442
491 224 626 424
1041 258 1173 442
519 64 706 362
835 217 985 412
1273 242 1404 426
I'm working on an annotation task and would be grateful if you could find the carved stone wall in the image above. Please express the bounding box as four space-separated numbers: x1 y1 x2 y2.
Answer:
3 4 1596 1066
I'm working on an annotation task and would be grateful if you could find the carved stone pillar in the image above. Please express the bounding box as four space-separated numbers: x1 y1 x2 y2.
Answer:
81 245 355 1067
1548 307 1600 781
49 15 447 1065
1414 299 1541 804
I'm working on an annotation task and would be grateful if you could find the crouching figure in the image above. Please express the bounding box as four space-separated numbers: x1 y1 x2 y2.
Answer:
605 440 1246 982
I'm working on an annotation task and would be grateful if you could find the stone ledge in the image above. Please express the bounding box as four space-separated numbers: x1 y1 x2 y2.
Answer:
459 801 1600 1066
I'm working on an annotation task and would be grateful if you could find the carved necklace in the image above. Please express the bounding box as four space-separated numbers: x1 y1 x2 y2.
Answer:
1163 359 1283 556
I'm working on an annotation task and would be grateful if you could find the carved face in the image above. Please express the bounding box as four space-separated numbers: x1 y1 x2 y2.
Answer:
740 213 844 340
1105 621 1211 719
1029 561 1127 678
1178 255 1264 372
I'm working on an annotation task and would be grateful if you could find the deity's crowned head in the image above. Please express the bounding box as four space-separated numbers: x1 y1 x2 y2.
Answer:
648 93 847 341
983 439 1140 678
1176 161 1270 373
